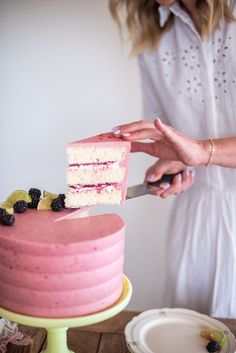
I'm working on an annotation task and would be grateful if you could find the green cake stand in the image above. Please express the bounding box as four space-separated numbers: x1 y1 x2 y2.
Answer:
0 275 132 353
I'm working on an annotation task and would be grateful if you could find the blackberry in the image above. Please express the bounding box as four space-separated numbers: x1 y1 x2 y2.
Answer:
0 214 15 226
51 197 63 212
14 200 28 213
0 208 7 217
28 195 40 209
206 341 220 353
29 188 41 199
58 194 66 208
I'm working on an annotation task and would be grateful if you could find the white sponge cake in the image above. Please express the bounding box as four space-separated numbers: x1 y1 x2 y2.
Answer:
65 133 130 208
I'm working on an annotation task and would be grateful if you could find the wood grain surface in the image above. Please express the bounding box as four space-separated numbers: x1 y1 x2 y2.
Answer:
4 311 236 353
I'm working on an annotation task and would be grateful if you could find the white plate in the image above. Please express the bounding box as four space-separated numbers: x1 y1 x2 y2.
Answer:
125 308 236 353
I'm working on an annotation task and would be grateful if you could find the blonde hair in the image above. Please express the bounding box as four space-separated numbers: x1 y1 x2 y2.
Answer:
109 0 235 54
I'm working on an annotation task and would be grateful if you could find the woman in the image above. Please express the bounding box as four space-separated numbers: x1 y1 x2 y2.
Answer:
109 0 236 317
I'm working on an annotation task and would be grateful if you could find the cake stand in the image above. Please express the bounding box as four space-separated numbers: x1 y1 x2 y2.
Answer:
0 275 132 353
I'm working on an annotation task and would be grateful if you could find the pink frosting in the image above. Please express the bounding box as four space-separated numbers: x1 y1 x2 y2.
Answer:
0 210 125 318
0 286 123 317
68 132 130 147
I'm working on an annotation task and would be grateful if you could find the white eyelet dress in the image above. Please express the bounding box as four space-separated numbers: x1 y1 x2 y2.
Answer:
138 0 236 317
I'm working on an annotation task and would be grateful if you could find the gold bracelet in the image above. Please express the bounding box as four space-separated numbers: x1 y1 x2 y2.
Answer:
205 138 215 167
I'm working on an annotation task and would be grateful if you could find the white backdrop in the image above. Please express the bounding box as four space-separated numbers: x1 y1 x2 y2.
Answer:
0 0 173 311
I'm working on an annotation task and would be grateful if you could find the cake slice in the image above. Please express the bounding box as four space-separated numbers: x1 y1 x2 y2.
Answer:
65 133 130 208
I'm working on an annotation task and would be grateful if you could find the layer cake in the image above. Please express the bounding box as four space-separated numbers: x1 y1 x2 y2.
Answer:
0 209 125 318
65 133 130 208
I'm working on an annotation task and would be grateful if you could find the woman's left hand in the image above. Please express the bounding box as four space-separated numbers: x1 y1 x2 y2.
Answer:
113 119 209 166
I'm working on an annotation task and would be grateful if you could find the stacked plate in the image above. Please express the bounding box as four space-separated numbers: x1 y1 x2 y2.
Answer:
125 308 236 353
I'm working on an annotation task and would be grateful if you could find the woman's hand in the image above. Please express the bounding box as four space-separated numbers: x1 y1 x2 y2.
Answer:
113 119 209 166
145 159 195 199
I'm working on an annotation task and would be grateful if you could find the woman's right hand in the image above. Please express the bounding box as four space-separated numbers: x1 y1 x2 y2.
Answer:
145 159 195 199
113 119 207 166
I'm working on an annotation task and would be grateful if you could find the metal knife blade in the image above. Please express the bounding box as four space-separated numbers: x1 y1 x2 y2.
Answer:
126 173 178 200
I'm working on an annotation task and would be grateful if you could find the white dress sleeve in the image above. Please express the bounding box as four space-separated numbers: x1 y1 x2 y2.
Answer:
230 0 236 12
138 54 169 124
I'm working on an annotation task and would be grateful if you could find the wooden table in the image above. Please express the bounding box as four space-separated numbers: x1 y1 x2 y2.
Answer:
6 311 236 353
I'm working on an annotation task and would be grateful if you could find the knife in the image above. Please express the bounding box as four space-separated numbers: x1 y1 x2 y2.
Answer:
126 173 179 199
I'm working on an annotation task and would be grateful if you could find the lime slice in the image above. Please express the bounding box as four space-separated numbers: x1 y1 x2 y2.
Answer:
201 328 227 348
0 202 14 215
37 197 52 211
43 191 59 200
6 190 32 207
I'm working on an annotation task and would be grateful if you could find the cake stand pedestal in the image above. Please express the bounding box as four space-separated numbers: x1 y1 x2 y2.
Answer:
0 275 132 353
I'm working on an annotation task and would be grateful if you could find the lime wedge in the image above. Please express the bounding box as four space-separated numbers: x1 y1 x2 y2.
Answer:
201 328 227 348
0 202 14 215
43 191 59 200
6 190 32 207
37 197 52 211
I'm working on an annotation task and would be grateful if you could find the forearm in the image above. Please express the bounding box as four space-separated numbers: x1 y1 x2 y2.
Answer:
200 137 236 168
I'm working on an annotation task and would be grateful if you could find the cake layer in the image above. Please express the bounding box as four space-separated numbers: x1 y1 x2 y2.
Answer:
0 240 124 273
0 210 125 317
0 273 122 307
0 257 123 290
0 211 123 251
67 133 130 164
66 186 123 208
67 164 125 185
0 286 122 318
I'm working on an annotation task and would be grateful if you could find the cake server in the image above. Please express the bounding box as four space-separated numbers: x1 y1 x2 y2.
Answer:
126 173 178 199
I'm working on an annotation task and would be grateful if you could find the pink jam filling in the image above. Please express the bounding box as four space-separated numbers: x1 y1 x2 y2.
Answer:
69 183 120 193
69 161 115 167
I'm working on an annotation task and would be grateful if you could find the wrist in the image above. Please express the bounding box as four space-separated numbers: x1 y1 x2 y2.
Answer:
199 139 215 166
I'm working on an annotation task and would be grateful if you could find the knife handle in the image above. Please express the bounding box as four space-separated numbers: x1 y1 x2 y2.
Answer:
147 173 179 187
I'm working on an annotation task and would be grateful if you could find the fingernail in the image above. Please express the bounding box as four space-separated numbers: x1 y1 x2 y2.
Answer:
154 117 161 123
178 173 182 182
122 133 131 137
112 128 120 135
186 166 194 176
160 183 170 190
147 174 156 182
191 169 196 177
112 126 120 131
186 167 190 177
